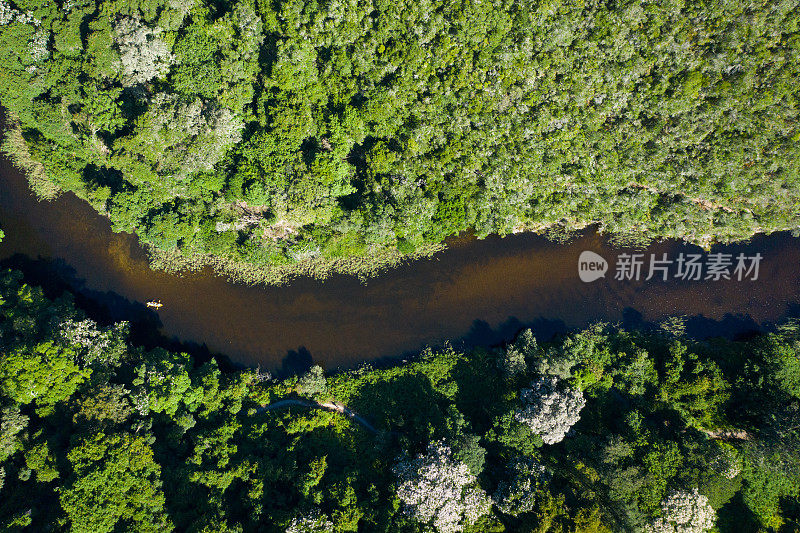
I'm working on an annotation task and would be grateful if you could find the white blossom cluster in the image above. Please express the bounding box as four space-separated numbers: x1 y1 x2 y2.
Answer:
493 457 550 516
60 318 107 350
284 509 333 533
131 388 151 416
252 366 272 384
114 16 174 86
514 376 585 445
144 93 243 177
59 318 124 366
0 0 39 25
646 489 716 533
0 0 15 25
28 28 50 62
393 440 492 533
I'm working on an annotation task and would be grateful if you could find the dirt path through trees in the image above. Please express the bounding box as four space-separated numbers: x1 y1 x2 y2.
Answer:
255 399 379 434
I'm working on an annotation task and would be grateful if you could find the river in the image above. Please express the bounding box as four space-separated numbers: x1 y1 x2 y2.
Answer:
2 131 800 370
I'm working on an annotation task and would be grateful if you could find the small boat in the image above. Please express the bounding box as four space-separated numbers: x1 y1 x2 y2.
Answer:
146 300 163 310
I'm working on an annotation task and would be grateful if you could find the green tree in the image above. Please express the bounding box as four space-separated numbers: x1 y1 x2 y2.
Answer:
60 432 173 532
297 365 327 399
0 342 90 415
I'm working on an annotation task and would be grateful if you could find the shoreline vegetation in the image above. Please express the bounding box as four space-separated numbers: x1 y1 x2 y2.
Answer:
1 110 593 286
2 0 799 284
3 108 445 285
2 270 800 531
3 111 791 285
0 112 638 285
4 109 797 285
145 238 446 285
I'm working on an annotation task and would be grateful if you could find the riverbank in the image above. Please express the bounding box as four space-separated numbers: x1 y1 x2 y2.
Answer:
4 138 800 369
3 272 798 531
3 111 800 370
3 105 797 289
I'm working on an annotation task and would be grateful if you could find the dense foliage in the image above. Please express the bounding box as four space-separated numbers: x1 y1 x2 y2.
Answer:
2 271 800 531
1 0 799 281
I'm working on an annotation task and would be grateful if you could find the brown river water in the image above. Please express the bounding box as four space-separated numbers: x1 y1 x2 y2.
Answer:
2 133 800 370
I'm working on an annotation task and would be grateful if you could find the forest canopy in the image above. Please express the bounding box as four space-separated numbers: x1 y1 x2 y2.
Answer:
1 0 799 280
2 270 800 531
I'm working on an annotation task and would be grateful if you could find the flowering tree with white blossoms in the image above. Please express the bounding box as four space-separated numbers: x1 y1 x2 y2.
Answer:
0 0 16 25
514 376 585 445
0 0 48 65
0 0 38 26
646 489 716 533
114 16 174 86
59 318 128 367
393 440 492 533
285 508 333 533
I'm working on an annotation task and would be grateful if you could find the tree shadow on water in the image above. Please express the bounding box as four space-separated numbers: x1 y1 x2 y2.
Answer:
457 316 569 351
683 313 764 341
0 254 231 368
278 347 314 378
2 253 156 324
620 307 769 341
445 309 782 370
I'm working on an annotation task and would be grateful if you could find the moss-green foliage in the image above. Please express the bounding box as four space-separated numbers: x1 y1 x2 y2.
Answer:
60 432 172 532
2 0 800 282
2 272 800 530
0 270 252 530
